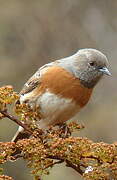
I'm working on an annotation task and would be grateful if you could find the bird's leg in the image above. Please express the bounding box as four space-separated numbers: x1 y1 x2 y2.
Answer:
58 123 71 138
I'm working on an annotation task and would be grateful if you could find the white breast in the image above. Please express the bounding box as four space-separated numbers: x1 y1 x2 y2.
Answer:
36 90 81 128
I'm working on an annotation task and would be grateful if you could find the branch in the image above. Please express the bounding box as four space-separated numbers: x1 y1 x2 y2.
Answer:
46 155 83 175
0 110 33 135
65 159 84 175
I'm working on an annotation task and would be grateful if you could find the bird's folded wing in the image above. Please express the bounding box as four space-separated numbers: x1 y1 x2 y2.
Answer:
20 61 58 95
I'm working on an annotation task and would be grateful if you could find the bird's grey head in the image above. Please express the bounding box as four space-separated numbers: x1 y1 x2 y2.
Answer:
72 48 111 88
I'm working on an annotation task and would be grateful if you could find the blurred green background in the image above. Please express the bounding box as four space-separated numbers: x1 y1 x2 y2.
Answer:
0 0 116 179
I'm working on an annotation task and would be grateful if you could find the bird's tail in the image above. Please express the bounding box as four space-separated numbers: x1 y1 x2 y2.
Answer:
11 126 30 143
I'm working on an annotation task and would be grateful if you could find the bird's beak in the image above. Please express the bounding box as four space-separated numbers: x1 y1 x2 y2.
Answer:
99 67 111 76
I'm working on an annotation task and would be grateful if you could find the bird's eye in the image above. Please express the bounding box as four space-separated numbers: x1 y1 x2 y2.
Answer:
89 62 95 66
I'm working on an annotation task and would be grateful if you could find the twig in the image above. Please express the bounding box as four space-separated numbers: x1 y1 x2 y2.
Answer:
81 155 102 164
44 159 64 169
0 110 33 135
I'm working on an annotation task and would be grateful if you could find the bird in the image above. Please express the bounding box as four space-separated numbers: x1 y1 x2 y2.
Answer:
12 48 111 142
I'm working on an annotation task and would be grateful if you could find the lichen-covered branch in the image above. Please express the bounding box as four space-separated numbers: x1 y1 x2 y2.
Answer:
0 86 117 180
